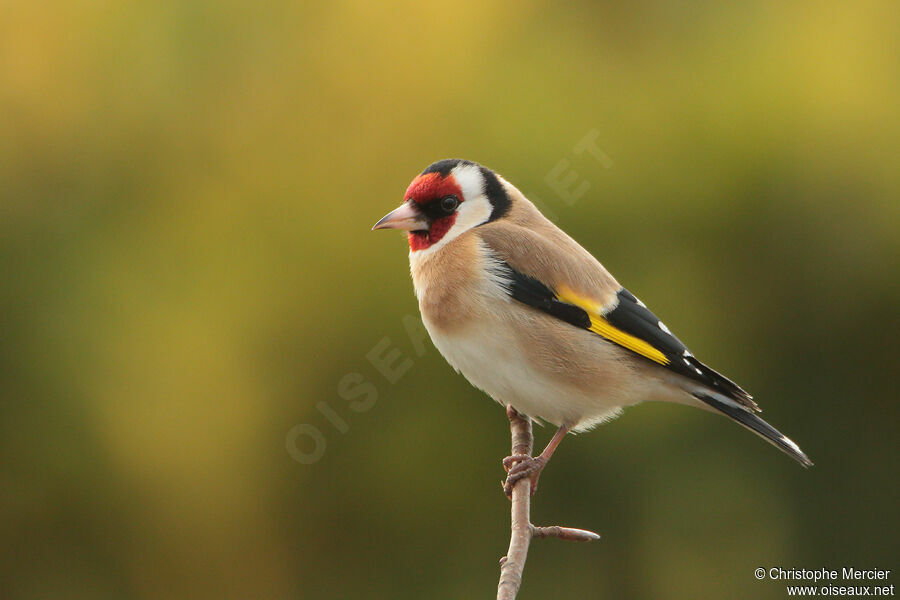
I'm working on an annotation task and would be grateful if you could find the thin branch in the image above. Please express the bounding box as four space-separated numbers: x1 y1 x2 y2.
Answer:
497 407 534 600
497 407 599 599
531 525 600 542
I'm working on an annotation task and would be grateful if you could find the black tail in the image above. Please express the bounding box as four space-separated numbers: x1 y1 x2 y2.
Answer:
693 392 813 467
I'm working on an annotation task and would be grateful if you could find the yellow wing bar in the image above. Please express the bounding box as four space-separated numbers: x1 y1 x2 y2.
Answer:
556 285 670 365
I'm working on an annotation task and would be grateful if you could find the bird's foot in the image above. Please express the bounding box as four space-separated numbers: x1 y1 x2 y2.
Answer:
502 455 547 498
502 453 531 472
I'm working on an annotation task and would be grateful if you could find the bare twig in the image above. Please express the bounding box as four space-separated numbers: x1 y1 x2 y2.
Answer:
497 407 599 599
530 525 601 542
497 407 534 600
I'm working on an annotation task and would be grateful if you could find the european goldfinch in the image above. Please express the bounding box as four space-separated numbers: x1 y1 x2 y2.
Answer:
374 159 812 494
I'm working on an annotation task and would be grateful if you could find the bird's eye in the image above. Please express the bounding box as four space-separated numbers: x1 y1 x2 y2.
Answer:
439 195 460 213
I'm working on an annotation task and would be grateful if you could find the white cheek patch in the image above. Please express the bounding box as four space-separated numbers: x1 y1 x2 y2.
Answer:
451 163 485 201
455 197 492 230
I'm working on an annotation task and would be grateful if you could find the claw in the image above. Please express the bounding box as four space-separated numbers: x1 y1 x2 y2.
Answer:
503 456 547 498
502 453 531 472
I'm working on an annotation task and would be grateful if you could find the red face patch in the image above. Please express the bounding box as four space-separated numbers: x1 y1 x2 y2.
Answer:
405 172 465 252
408 214 457 251
405 172 464 205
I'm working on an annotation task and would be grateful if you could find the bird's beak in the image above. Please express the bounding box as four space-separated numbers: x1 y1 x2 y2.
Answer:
372 202 427 231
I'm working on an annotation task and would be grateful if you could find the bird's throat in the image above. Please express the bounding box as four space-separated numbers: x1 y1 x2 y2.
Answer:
408 214 457 252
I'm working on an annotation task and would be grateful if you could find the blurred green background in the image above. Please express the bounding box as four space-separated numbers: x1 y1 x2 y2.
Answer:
1 1 897 598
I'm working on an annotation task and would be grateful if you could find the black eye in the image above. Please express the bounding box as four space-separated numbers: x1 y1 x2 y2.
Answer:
439 195 460 213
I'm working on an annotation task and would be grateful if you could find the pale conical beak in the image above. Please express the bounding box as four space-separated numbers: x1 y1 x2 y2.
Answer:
372 202 427 231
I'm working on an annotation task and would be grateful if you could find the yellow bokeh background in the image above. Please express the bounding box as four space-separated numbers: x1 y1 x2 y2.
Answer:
1 1 897 598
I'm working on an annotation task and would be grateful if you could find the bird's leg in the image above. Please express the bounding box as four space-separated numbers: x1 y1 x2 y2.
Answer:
503 424 569 498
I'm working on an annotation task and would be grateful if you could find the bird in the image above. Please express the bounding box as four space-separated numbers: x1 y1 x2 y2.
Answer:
373 158 812 495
